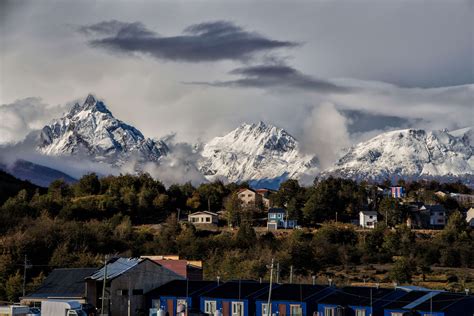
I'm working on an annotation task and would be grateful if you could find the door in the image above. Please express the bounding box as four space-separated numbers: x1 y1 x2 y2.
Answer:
167 299 174 316
222 301 230 316
279 304 286 316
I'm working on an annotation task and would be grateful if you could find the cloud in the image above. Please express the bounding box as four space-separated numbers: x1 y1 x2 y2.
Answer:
79 20 297 62
300 103 351 169
142 141 207 187
188 64 349 93
0 98 67 145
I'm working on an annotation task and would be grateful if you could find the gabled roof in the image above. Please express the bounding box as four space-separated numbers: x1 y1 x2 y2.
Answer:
25 268 97 298
238 188 255 193
360 210 378 216
201 281 270 299
268 208 286 214
319 286 394 307
412 292 472 311
383 291 430 310
146 280 217 297
87 257 144 281
425 204 446 213
189 211 218 216
255 284 328 301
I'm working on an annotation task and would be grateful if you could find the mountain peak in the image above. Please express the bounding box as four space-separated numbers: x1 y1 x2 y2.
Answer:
84 93 96 106
326 127 473 180
38 96 168 165
199 122 318 183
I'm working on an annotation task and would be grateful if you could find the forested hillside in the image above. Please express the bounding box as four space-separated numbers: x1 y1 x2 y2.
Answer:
0 172 473 302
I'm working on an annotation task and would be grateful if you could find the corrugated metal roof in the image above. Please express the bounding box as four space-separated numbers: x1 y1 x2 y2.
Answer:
24 268 97 299
87 257 143 281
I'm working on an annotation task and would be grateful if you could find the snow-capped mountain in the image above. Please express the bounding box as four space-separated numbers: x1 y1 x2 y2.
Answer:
326 127 473 180
38 94 168 166
199 121 318 183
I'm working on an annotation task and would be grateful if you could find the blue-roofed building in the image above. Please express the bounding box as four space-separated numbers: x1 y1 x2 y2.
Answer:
200 281 271 316
383 291 474 316
254 284 334 316
85 257 183 316
317 286 402 316
146 280 218 315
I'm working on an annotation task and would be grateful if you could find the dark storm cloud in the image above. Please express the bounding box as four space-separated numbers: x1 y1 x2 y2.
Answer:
189 64 350 93
342 110 422 134
79 20 297 62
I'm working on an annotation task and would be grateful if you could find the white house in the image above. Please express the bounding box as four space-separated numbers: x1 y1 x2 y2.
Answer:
188 211 218 225
466 207 474 227
237 188 271 209
359 210 378 228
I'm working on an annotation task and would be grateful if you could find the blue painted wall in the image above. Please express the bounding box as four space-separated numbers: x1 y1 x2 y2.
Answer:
254 300 307 316
200 297 250 316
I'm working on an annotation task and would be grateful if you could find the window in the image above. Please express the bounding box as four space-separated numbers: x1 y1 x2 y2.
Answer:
248 194 252 197
290 304 302 316
369 216 373 219
232 302 244 316
205 301 216 315
262 303 269 316
116 289 128 296
132 289 143 295
177 299 188 313
324 307 335 316
206 217 211 222
355 310 366 316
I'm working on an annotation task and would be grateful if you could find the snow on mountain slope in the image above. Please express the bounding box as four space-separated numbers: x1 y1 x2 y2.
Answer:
199 121 318 183
38 94 168 166
326 127 473 180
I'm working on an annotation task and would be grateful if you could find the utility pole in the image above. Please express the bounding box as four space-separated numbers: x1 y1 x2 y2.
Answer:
101 255 108 316
276 262 280 284
22 255 27 297
128 276 131 316
370 288 373 316
335 212 338 223
208 197 211 213
266 259 274 316
289 265 293 284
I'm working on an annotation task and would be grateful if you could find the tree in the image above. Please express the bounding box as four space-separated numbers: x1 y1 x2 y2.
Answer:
389 257 414 284
378 197 405 227
235 223 257 249
224 193 243 227
75 173 101 196
5 271 22 302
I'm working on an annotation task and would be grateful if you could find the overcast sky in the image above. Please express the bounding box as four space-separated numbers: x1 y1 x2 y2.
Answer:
1 0 473 155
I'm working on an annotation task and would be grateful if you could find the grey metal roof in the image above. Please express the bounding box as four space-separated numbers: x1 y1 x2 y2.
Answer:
24 268 97 299
87 257 143 281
